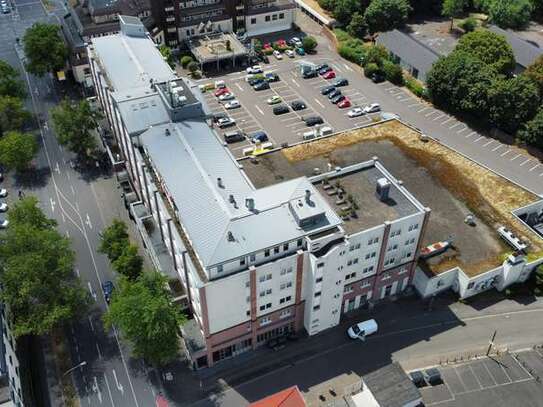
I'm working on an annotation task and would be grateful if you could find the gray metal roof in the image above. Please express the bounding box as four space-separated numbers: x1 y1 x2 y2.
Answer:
139 121 342 268
376 29 440 76
363 362 421 407
489 25 543 68
92 30 175 92
114 91 170 135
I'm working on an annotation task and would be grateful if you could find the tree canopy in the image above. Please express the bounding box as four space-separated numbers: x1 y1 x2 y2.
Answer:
347 12 368 38
302 36 318 52
487 0 533 29
442 0 467 30
0 131 38 172
99 219 129 261
112 244 143 281
50 99 101 158
0 197 86 337
0 96 30 135
23 23 68 76
0 60 26 98
455 30 516 74
333 0 360 24
104 272 186 365
524 55 543 94
364 0 412 34
518 107 543 148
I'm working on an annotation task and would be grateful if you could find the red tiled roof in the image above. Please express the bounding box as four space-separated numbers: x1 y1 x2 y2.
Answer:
249 386 306 407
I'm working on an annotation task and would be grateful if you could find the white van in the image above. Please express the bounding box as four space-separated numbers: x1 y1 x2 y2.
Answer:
214 80 226 89
302 130 317 140
319 126 333 136
347 319 378 339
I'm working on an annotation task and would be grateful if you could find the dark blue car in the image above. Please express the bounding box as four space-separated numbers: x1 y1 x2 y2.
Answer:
102 281 114 304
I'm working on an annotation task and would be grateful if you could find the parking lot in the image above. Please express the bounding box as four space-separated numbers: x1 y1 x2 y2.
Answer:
203 63 382 157
416 350 543 406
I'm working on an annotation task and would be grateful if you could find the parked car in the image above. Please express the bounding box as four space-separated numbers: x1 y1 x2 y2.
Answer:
214 80 226 89
290 100 306 111
302 69 317 79
1 3 10 13
321 85 336 95
217 117 236 128
214 87 230 97
246 65 262 74
316 64 329 72
285 49 295 58
212 112 228 122
0 219 8 229
295 47 305 56
102 281 114 304
363 103 381 113
248 77 264 86
410 371 426 388
333 78 349 87
371 72 385 83
0 203 7 212
289 37 303 47
348 107 364 118
0 189 7 198
273 50 283 60
347 319 378 340
338 98 351 108
303 116 324 126
253 81 270 91
273 104 290 115
319 66 332 75
265 72 279 82
223 130 245 144
218 92 235 101
251 131 269 143
323 70 336 80
224 100 240 109
331 94 345 104
328 89 341 99
424 368 442 386
267 95 282 105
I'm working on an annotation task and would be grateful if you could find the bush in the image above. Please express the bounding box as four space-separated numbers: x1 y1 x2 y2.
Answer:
302 36 318 52
364 0 412 34
335 29 366 64
487 0 533 30
459 17 478 32
405 75 427 98
263 48 274 55
364 62 382 78
180 55 193 68
363 44 390 67
383 60 404 85
187 61 199 73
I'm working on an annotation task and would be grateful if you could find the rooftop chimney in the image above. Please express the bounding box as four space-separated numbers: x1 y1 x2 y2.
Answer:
227 231 235 242
245 198 255 211
217 177 224 188
165 128 171 136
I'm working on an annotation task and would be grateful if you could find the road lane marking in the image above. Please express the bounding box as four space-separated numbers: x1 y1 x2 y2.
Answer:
510 154 521 161
112 369 124 394
85 214 93 229
87 282 97 302
483 140 495 147
75 268 80 277
103 374 115 405
520 158 532 166
492 144 503 152
50 197 56 213
92 377 103 404
96 342 102 359
314 98 325 108
88 316 94 332
529 164 541 172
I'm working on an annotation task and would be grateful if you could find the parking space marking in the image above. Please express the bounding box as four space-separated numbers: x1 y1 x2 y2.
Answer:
331 63 343 73
492 144 503 152
235 83 244 91
449 122 462 130
465 131 477 138
457 126 468 134
254 105 264 115
519 158 532 167
483 140 495 147
343 63 353 71
474 136 485 143
408 102 421 108
432 114 445 121
417 106 429 113
501 150 511 157
314 98 325 108
397 97 412 102
425 110 438 117
529 163 541 172
510 154 522 161
291 78 300 88
385 86 396 91
441 117 454 126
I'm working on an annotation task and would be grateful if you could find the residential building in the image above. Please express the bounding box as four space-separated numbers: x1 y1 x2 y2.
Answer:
376 29 440 82
249 386 306 407
61 0 152 87
0 305 24 407
489 25 543 73
150 0 296 48
89 16 429 368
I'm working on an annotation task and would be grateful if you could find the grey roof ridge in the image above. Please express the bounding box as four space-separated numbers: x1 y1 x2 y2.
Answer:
394 29 441 57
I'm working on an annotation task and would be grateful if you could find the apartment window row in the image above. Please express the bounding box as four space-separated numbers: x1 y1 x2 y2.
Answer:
259 12 285 23
362 265 374 274
349 243 361 251
387 244 398 252
280 267 293 275
408 223 419 232
402 251 412 259
279 295 292 304
405 237 416 246
279 309 292 319
345 272 356 280
314 291 321 298
265 240 295 258
260 316 271 326
259 302 272 311
361 280 371 288
347 258 359 266
259 273 273 282
344 285 353 294
257 323 293 343
259 288 272 297
381 273 391 281
399 267 409 274
384 257 396 266
367 237 379 245
390 229 401 237
364 251 377 260
179 0 220 8
181 9 223 22
280 281 293 290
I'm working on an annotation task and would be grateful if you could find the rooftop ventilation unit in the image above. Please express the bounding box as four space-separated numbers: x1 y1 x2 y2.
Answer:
245 198 255 212
376 178 391 202
165 128 171 136
227 231 235 242
217 177 224 188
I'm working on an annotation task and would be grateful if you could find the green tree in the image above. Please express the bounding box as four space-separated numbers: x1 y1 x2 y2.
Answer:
363 62 382 78
534 264 543 296
112 244 143 280
104 272 186 365
22 23 68 76
488 0 533 29
364 0 412 34
333 0 360 24
347 12 368 38
99 219 129 261
0 198 86 337
180 55 193 68
50 99 101 158
524 55 543 94
442 0 466 31
187 61 199 73
455 30 515 74
382 60 404 85
458 16 478 32
318 0 336 10
518 107 543 148
426 51 495 116
302 36 318 52
8 196 57 229
159 45 175 68
0 60 26 98
0 96 30 135
362 44 390 66
487 76 540 133
0 131 38 172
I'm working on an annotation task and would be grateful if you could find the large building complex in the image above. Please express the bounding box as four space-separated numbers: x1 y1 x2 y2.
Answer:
89 16 430 368
0 305 24 407
150 0 296 47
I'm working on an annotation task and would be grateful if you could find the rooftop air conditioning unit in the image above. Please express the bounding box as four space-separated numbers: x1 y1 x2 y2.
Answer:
376 178 390 202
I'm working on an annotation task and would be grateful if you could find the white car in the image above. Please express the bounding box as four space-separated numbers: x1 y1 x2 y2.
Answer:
363 103 381 114
246 65 263 74
0 203 7 212
219 92 235 101
273 50 283 60
348 107 364 118
0 219 8 229
291 37 302 47
347 319 378 340
217 117 236 128
0 189 7 198
285 49 295 58
224 100 241 109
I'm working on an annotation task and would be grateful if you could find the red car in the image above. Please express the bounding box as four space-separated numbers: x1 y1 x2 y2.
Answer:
214 87 230 97
263 43 272 50
338 98 351 108
323 70 336 80
275 39 287 47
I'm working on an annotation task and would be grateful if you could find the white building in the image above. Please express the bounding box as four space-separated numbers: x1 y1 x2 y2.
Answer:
0 305 24 407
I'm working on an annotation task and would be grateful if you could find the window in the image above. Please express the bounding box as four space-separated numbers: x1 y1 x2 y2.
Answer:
286 295 291 301
279 12 284 18
266 273 272 280
317 262 324 268
347 260 353 266
281 269 287 275
313 305 320 311
280 309 291 318
297 239 303 247
246 310 250 316
349 245 355 252
467 282 475 289
251 17 256 24
413 223 419 230
264 249 270 257
274 246 279 254
353 258 358 264
259 305 266 311
381 273 391 280
240 258 246 266
283 243 289 251
316 277 323 283
245 281 250 288
314 291 321 297
344 286 353 293
266 302 272 309
260 316 271 325
250 254 256 262
259 291 266 297
266 288 272 295
217 265 223 273
371 252 376 258
365 253 370 260
361 280 371 288
399 267 409 274
246 296 250 303
259 275 266 283
265 15 270 21
272 14 277 20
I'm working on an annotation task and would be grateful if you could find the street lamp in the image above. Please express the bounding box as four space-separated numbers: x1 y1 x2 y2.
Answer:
63 361 87 376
